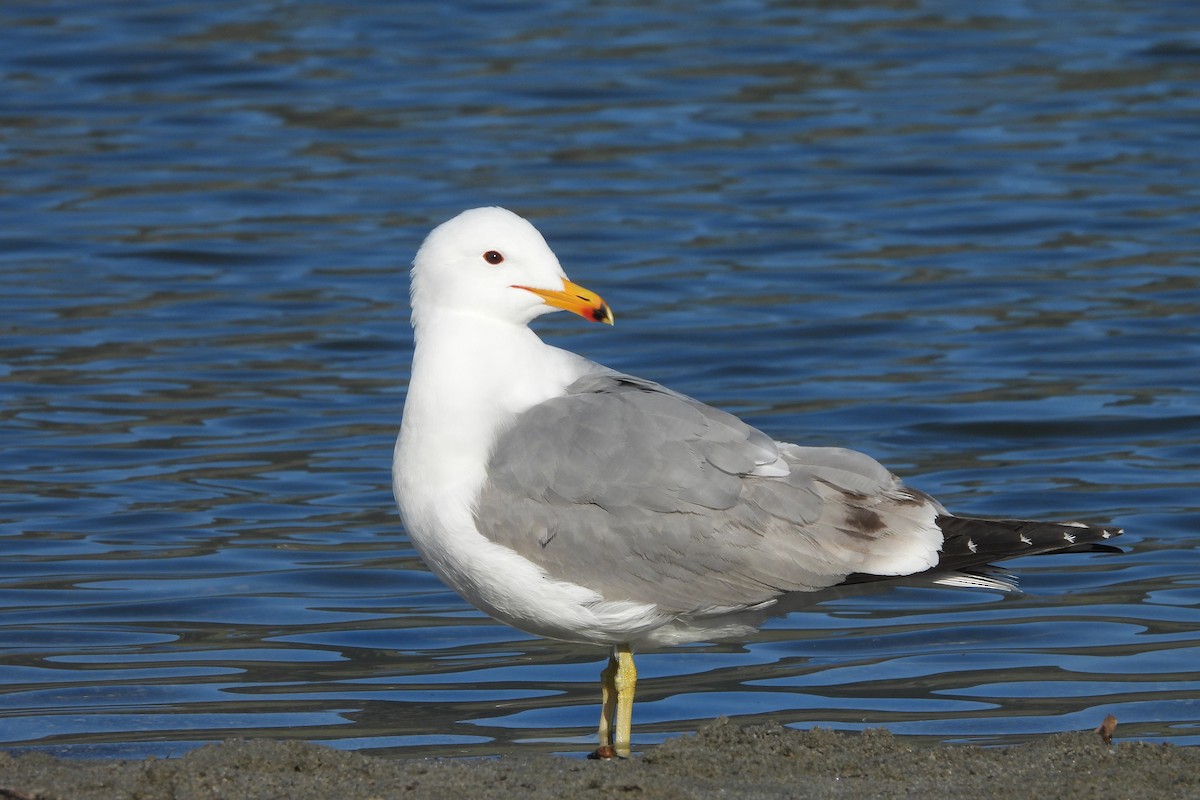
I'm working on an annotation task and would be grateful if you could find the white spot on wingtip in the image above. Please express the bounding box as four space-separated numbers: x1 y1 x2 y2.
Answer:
967 538 978 553
1064 532 1077 544
1020 534 1032 545
934 574 1017 592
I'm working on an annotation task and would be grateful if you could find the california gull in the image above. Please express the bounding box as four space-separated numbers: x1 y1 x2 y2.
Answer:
392 207 1121 758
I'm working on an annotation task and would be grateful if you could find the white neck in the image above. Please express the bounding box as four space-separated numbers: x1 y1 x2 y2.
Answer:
393 310 590 545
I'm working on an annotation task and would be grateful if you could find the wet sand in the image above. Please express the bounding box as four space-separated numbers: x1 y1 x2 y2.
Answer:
3 720 1197 800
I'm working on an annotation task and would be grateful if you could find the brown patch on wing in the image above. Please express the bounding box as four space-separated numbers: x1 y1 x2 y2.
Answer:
844 505 886 537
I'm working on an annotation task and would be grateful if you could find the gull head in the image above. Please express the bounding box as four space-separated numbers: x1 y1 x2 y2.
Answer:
410 207 613 329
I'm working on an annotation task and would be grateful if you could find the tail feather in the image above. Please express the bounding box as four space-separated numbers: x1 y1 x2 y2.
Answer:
933 515 1122 574
842 515 1121 587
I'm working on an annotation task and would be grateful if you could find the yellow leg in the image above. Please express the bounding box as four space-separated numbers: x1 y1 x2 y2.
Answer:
596 649 618 751
592 644 637 758
612 643 637 757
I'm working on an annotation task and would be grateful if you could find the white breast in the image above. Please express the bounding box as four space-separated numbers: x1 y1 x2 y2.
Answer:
393 311 669 644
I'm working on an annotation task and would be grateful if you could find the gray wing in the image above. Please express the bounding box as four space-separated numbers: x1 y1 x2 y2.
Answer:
474 371 944 615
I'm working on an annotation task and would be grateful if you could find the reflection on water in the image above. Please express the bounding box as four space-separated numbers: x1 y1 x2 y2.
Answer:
2 0 1199 758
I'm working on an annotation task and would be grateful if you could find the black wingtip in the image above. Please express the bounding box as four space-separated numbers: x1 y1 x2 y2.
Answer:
933 515 1124 573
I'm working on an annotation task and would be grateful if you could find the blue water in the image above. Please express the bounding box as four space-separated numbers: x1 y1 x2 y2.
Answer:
2 1 1198 758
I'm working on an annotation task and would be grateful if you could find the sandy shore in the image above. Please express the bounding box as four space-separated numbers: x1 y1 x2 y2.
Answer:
3 720 1197 800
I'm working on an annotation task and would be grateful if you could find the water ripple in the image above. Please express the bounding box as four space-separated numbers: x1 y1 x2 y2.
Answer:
1 0 1198 757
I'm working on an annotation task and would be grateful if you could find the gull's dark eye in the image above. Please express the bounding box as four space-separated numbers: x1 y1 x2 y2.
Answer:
483 250 505 265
